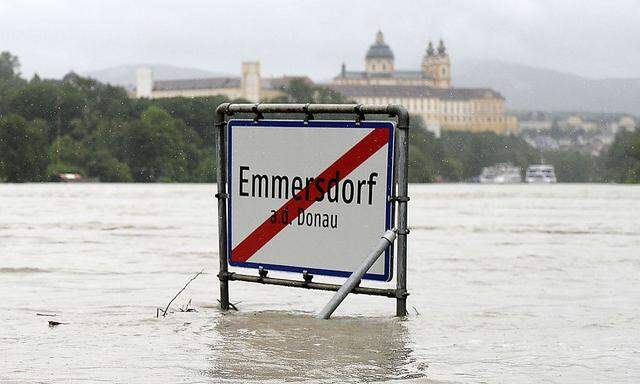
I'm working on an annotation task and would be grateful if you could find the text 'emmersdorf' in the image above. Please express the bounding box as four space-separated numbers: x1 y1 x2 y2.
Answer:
238 166 379 205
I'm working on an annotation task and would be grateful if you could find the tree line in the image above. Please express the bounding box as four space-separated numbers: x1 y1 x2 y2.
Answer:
0 52 231 182
0 51 638 183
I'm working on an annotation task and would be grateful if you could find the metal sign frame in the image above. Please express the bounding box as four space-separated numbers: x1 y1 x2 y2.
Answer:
227 119 395 281
215 103 410 317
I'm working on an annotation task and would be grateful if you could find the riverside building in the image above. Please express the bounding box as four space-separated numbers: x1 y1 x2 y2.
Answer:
135 31 517 136
135 62 310 103
329 31 517 136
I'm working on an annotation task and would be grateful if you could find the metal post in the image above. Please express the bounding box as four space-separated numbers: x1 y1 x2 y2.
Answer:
394 107 410 317
215 103 230 311
317 230 397 320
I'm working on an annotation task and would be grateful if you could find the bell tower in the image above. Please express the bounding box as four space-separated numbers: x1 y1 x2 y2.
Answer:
241 61 261 102
421 39 451 88
421 41 435 79
136 67 153 98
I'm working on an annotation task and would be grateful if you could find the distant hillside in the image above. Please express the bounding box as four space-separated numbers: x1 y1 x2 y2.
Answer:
84 64 229 89
85 61 640 116
454 60 640 116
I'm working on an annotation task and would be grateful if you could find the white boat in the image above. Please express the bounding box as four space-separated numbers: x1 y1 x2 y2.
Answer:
479 163 522 184
525 165 557 183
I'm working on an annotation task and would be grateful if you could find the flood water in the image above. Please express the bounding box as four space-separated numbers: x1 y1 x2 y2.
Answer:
1 183 639 383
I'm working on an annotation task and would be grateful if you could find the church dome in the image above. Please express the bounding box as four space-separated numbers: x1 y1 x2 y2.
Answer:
365 31 394 60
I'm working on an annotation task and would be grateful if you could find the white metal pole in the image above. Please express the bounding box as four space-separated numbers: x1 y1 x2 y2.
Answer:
316 229 397 320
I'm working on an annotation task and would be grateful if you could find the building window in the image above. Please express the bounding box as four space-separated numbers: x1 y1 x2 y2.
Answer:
382 63 386 71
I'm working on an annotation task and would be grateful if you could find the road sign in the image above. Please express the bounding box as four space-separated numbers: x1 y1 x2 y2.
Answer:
227 119 395 281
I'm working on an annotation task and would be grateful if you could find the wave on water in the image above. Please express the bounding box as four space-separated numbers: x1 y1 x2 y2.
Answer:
0 267 51 274
409 224 639 236
102 224 181 231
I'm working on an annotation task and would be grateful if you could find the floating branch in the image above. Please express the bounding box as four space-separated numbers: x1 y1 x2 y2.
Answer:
48 321 67 327
217 299 239 311
158 269 204 318
178 299 197 312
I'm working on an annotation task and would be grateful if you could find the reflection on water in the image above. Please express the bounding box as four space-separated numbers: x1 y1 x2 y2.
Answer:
207 311 426 382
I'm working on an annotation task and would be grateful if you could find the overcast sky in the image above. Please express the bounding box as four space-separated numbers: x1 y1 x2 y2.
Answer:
2 0 640 81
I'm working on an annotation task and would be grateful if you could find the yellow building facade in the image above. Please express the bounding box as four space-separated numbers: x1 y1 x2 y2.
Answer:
134 31 517 136
329 31 517 136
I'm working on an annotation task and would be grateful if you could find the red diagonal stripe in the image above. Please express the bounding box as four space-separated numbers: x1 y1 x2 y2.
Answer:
231 127 390 263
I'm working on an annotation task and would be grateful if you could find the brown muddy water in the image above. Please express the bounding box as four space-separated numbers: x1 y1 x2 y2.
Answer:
1 184 639 383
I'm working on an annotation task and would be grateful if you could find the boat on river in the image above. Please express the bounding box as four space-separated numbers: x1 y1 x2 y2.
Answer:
479 163 522 184
525 165 557 183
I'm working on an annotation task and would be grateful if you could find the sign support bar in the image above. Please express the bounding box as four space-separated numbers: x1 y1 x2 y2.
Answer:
214 118 230 311
214 103 410 317
220 272 398 297
317 229 397 319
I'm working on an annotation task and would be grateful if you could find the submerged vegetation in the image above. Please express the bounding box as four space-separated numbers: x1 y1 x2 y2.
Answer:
0 51 638 183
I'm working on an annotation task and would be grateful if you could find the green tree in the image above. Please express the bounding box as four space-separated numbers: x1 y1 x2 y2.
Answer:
0 54 223 183
439 156 464 181
142 106 192 182
120 116 165 182
0 51 21 80
119 106 199 182
192 150 216 182
407 116 441 182
47 134 89 177
149 95 229 145
267 78 348 104
542 150 598 182
0 51 27 113
86 149 133 182
9 77 85 140
605 130 640 183
0 115 48 182
62 72 133 121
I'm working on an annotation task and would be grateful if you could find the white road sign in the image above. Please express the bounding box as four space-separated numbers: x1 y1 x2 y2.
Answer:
227 119 395 281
